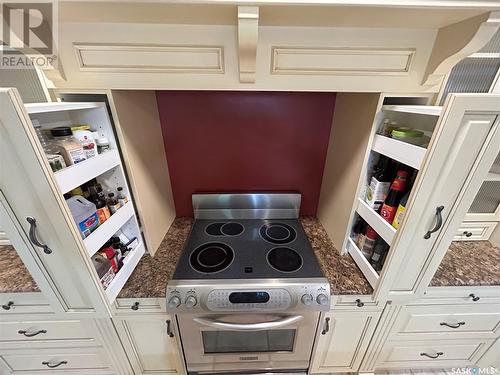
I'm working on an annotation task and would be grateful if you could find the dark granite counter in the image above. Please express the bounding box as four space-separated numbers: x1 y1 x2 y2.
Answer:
430 240 500 287
0 245 39 293
118 217 373 298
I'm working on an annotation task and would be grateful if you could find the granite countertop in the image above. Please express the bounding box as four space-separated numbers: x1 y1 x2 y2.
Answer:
0 245 40 293
430 240 500 287
118 216 373 298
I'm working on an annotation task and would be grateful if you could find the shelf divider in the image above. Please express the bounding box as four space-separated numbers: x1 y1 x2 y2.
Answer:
356 198 397 245
83 202 135 257
55 150 121 194
105 242 145 303
381 105 442 116
372 135 426 170
346 238 379 288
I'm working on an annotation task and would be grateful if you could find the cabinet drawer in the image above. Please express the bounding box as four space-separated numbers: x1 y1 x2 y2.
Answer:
0 293 52 317
391 304 500 340
378 339 492 369
0 320 96 343
112 297 164 315
0 347 112 373
453 222 497 241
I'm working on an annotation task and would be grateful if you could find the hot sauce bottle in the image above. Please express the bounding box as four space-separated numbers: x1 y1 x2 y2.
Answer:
380 170 408 223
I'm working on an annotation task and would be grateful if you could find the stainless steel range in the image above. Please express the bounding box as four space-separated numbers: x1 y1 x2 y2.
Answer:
166 193 331 375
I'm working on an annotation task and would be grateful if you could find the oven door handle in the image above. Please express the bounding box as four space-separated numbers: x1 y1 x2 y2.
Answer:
193 315 304 331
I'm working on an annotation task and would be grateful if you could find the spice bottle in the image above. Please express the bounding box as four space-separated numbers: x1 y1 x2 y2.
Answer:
361 226 378 260
117 187 128 206
34 123 67 172
96 137 110 154
72 126 98 159
107 193 121 214
50 127 87 165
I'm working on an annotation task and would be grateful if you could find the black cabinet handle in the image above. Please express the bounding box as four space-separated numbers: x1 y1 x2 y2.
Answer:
166 319 174 337
321 317 330 335
440 321 465 329
469 293 480 302
463 231 473 237
42 361 67 368
131 302 139 310
420 352 443 359
2 301 14 310
424 206 444 239
26 217 52 254
18 329 47 337
355 299 364 307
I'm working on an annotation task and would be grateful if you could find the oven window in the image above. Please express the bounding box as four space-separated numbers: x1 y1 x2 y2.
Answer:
202 329 295 354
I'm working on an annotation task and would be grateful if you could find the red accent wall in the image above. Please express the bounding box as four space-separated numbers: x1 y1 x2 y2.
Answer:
157 91 336 217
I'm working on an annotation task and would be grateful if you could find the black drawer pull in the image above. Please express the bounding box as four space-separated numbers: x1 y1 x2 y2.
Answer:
166 319 174 337
42 360 67 368
469 293 480 302
463 231 473 237
355 299 364 307
321 317 330 335
440 321 465 329
424 206 444 239
26 217 52 254
420 352 443 359
2 301 14 310
18 329 47 337
131 302 139 310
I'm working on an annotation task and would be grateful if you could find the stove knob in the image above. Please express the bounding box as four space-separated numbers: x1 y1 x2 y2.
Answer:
301 294 313 306
185 295 198 309
167 296 181 309
316 293 329 306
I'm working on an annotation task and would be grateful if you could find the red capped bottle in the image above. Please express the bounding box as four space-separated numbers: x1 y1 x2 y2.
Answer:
380 170 408 223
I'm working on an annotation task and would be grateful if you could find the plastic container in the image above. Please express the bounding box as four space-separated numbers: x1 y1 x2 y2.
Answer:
66 195 99 238
91 253 115 288
72 126 98 159
51 127 87 165
96 137 110 154
391 128 424 145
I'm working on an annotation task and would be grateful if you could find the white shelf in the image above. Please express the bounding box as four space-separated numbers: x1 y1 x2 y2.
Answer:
105 241 145 303
372 135 427 170
83 202 135 257
25 102 105 114
382 105 442 117
356 198 397 245
485 172 500 181
346 238 379 289
55 150 121 194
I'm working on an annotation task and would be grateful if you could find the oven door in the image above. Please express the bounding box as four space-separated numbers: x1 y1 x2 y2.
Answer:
177 312 319 373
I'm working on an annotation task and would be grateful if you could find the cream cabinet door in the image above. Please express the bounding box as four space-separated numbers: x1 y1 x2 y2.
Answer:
0 88 107 315
114 316 184 374
311 310 381 373
380 94 500 299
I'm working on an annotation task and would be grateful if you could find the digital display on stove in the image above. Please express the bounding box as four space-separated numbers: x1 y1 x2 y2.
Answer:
229 292 270 304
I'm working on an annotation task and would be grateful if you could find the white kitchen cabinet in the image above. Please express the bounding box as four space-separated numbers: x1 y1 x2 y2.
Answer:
0 88 145 315
113 315 184 375
311 309 382 373
338 94 500 302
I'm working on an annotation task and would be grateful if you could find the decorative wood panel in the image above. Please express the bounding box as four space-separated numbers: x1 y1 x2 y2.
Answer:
74 43 224 73
271 47 415 75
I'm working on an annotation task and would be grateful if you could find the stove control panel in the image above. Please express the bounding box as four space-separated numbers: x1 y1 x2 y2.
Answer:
166 281 331 312
206 289 292 311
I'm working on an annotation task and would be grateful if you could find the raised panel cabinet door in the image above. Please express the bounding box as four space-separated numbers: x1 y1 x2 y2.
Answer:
311 311 381 373
0 88 107 315
379 94 500 298
114 316 183 374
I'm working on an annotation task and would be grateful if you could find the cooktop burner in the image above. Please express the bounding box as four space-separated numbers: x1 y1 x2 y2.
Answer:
260 222 297 244
173 219 323 280
267 247 303 272
205 222 244 236
190 242 234 273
